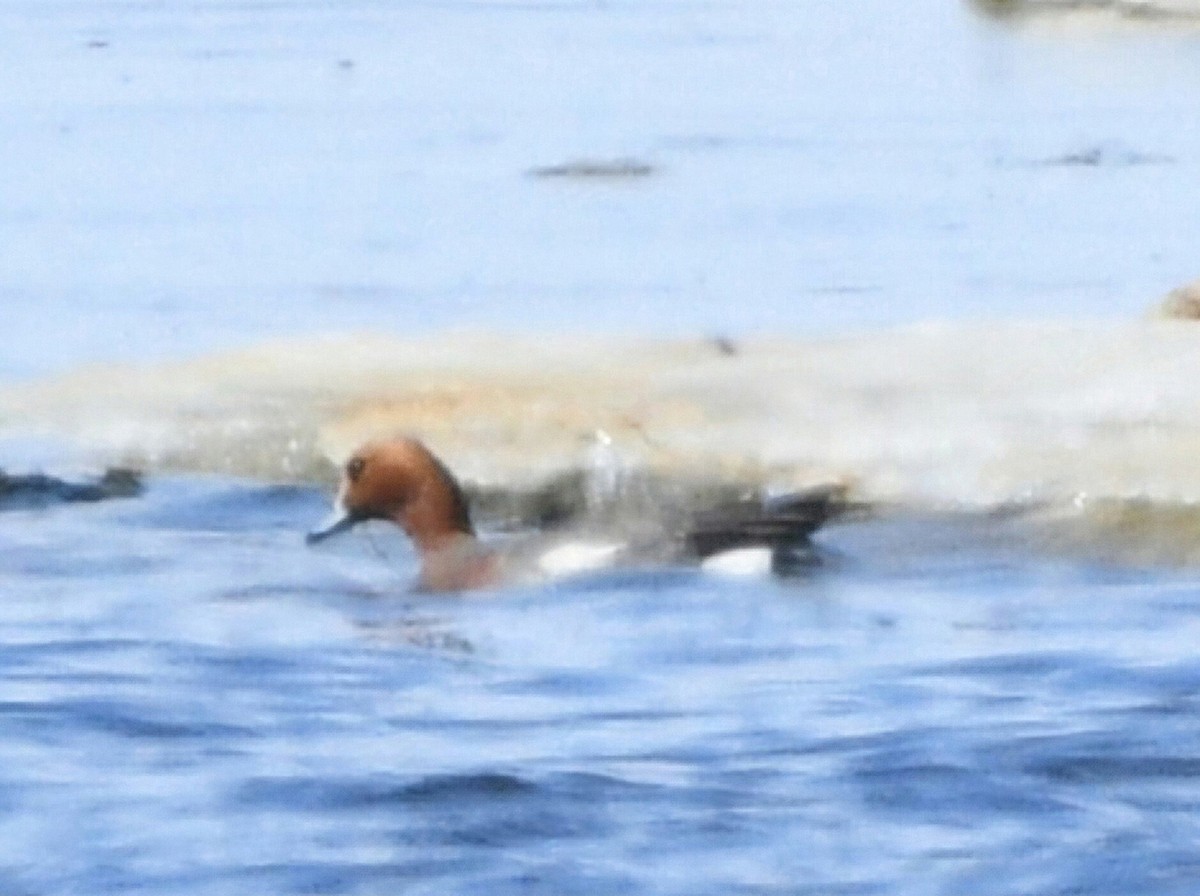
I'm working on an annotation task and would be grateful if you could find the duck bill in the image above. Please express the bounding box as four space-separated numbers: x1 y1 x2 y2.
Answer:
306 502 362 544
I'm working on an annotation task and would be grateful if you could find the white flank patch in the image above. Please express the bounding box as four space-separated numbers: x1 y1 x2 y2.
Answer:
700 547 773 577
536 541 623 578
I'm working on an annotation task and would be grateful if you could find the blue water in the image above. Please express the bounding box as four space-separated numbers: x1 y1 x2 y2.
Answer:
4 484 1200 894
3 0 1199 376
6 0 1200 892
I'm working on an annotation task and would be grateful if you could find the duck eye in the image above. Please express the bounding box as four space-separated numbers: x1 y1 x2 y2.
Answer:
345 457 366 482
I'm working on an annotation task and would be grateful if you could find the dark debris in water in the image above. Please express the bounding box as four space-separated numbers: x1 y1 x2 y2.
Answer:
527 158 656 180
1037 146 1176 167
996 144 1178 170
971 0 1200 21
0 467 143 510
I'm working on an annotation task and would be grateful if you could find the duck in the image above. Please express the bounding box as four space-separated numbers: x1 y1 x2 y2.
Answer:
306 436 839 592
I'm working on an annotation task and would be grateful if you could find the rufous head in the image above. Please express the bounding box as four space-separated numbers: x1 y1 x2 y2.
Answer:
306 437 474 551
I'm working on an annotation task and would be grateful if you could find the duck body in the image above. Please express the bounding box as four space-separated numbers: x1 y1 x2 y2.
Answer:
307 437 838 592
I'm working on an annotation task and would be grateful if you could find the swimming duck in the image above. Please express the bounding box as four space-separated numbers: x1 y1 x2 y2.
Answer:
307 437 837 592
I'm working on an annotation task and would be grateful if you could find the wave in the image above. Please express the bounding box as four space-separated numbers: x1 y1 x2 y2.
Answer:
5 321 1200 558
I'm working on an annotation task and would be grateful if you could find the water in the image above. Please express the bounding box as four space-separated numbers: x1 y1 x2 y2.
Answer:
6 488 1200 894
5 1 1200 893
3 0 1199 376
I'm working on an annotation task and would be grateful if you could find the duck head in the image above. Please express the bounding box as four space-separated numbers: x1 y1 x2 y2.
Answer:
307 437 475 553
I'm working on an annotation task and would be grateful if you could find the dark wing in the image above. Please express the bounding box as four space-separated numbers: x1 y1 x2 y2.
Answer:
683 484 843 560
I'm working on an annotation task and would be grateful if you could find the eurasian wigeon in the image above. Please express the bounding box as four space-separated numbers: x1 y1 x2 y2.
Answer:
307 436 839 592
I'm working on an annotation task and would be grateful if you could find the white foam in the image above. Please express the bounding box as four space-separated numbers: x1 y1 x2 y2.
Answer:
699 547 774 578
535 541 624 578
